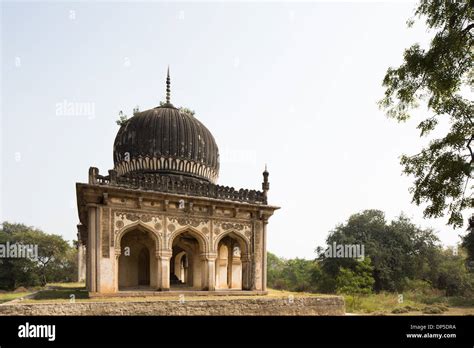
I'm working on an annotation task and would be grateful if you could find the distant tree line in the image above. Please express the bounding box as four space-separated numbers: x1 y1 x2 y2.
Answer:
0 222 77 290
268 210 474 297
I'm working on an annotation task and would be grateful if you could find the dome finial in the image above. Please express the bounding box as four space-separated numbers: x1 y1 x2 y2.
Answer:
166 66 171 104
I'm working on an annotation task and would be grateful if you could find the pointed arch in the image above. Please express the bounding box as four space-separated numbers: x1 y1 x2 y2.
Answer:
115 221 161 254
213 230 250 255
168 225 209 252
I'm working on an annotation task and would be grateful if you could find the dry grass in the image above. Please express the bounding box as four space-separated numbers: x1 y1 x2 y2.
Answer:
344 292 474 316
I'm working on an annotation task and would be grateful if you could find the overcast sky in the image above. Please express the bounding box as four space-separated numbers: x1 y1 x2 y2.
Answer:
1 0 469 259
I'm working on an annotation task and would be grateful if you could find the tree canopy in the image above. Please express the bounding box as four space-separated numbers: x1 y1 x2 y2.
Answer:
379 0 473 228
0 222 77 290
318 210 441 292
269 210 473 297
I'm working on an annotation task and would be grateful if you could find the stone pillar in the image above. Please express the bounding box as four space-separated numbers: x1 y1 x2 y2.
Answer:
157 250 172 291
201 253 217 291
262 218 268 291
114 249 121 292
241 253 252 290
77 243 86 282
87 205 100 292
231 258 242 289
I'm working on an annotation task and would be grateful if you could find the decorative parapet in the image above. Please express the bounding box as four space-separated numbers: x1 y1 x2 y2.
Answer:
88 168 267 205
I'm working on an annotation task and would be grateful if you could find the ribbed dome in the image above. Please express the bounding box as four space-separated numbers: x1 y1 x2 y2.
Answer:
113 105 220 183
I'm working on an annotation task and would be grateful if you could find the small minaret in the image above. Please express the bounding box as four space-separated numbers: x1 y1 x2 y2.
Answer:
262 164 270 203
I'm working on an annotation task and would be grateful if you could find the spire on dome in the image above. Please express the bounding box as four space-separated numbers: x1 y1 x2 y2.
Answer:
166 66 171 104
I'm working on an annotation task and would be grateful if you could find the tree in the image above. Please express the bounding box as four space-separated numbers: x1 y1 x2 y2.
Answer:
462 214 474 262
318 210 441 292
435 247 473 296
336 258 375 311
14 230 71 286
280 258 318 292
379 0 473 228
0 222 77 289
267 252 287 289
266 252 323 292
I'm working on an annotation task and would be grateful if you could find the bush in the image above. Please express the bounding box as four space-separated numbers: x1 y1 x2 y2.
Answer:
404 279 433 294
422 305 449 314
392 307 410 314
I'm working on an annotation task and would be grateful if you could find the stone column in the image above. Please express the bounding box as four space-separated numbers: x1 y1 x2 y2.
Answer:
241 253 252 290
157 249 172 291
87 205 100 293
262 217 268 291
114 249 121 292
77 243 86 282
201 252 217 291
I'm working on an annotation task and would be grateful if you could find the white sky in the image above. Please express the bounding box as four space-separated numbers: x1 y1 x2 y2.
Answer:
1 1 470 259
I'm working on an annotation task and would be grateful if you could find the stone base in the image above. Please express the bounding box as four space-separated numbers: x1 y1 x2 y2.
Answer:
89 290 267 298
0 297 345 316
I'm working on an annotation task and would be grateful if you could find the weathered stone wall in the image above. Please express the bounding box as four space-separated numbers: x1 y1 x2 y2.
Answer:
0 297 344 316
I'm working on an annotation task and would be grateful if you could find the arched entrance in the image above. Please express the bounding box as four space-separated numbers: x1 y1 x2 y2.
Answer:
118 227 157 290
215 232 250 290
169 230 205 290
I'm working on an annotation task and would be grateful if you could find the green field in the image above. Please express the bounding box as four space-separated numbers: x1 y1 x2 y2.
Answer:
0 292 31 304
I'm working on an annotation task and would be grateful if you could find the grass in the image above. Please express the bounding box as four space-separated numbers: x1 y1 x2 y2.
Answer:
344 291 474 315
0 292 31 304
15 283 333 304
32 286 89 301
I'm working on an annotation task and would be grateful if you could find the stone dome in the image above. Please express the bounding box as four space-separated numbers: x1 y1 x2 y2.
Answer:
113 104 220 183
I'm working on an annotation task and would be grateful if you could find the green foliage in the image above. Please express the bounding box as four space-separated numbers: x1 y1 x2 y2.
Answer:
379 0 473 228
319 210 441 292
422 305 447 314
461 215 474 262
268 210 474 300
392 306 410 314
267 252 321 292
0 222 77 290
336 258 375 296
435 248 473 296
267 252 285 288
404 279 434 295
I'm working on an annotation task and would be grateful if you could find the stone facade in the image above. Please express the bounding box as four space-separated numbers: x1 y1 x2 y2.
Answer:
76 170 278 295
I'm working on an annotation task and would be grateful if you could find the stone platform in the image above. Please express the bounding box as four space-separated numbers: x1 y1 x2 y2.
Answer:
89 289 267 298
0 296 345 316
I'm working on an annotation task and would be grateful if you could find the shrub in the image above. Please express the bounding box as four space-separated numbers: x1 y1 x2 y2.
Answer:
392 307 410 314
422 305 448 314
